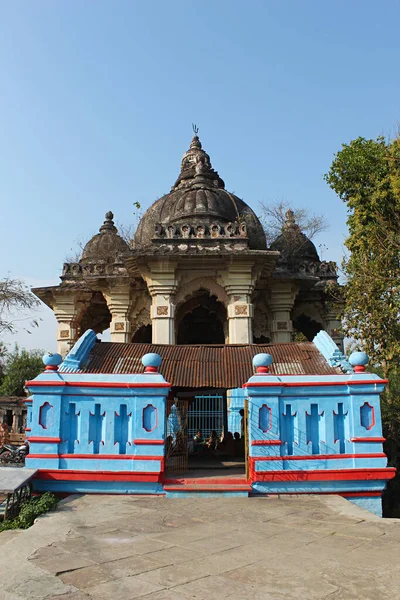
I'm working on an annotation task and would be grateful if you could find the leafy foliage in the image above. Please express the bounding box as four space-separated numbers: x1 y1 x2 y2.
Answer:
0 492 58 531
0 346 44 396
325 135 400 516
324 135 400 371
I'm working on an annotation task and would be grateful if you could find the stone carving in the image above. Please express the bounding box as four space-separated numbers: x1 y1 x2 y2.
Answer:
156 306 168 316
152 220 248 242
60 330 70 339
62 262 128 278
114 322 125 331
235 305 248 316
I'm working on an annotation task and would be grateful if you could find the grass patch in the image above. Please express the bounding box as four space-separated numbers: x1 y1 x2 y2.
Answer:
0 492 59 532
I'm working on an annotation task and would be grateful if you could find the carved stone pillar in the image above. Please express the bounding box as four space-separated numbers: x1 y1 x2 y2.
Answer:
12 408 22 433
226 292 253 343
324 305 344 351
147 264 177 345
104 286 133 343
54 293 86 357
270 283 299 343
225 262 255 344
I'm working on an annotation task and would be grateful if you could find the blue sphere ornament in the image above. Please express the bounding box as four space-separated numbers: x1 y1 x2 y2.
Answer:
142 353 162 369
42 352 63 367
348 351 369 367
253 353 273 368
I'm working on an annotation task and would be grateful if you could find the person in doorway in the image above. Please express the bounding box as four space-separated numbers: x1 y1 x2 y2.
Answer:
206 430 218 451
193 429 204 452
239 409 245 438
224 431 235 457
234 431 244 458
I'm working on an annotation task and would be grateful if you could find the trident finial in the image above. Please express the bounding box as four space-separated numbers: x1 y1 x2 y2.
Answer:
192 123 199 136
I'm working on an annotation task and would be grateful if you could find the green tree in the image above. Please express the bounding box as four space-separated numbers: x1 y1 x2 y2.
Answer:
325 135 400 516
0 346 44 397
324 135 400 374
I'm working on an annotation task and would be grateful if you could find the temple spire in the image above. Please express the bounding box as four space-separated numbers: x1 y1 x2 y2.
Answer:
172 130 225 191
99 211 118 234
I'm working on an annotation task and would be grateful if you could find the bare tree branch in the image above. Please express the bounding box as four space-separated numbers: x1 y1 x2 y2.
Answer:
258 200 328 247
0 276 40 335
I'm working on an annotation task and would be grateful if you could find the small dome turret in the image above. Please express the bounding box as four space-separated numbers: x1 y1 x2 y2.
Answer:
81 212 130 262
270 209 319 263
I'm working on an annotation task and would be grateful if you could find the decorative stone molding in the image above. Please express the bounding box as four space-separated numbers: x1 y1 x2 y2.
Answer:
62 262 128 279
153 220 248 242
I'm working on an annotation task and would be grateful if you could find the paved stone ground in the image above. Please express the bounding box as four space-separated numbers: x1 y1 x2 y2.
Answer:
1 494 400 599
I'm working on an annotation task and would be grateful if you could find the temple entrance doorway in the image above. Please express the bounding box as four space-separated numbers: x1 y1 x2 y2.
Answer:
176 291 227 344
165 389 246 477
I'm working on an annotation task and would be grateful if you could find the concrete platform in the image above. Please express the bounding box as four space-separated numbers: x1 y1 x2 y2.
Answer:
1 494 400 599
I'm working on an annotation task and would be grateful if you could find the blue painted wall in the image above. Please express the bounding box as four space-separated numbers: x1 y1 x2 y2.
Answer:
245 365 394 516
25 332 170 494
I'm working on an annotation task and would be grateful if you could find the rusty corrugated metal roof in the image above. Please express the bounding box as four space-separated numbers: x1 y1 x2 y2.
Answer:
69 342 340 388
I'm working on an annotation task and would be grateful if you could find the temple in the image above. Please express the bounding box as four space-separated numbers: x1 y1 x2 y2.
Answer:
32 133 342 354
25 133 395 516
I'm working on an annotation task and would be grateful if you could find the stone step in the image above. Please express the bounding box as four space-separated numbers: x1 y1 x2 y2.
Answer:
164 476 247 486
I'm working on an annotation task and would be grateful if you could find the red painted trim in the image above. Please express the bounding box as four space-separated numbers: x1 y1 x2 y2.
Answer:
243 379 388 388
28 453 163 461
38 401 53 429
35 470 161 482
134 439 164 445
251 453 387 461
26 380 170 389
22 398 33 403
25 428 31 432
249 466 396 482
27 437 62 443
60 454 163 461
251 440 282 446
252 491 382 498
341 491 382 497
351 437 386 443
142 403 158 432
164 486 251 492
28 454 59 459
361 402 376 430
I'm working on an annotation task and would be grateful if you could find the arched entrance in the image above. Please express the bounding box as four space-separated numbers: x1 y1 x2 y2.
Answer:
176 291 227 345
293 313 323 341
79 292 112 336
132 325 152 343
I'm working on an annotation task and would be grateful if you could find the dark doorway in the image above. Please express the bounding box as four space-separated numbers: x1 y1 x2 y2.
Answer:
132 325 152 343
177 306 224 344
176 292 226 345
293 314 323 341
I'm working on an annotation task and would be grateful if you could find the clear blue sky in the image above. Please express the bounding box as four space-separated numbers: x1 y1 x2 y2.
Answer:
1 0 399 352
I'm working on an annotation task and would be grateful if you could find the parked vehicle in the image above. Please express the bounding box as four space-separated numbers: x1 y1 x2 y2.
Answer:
0 441 29 464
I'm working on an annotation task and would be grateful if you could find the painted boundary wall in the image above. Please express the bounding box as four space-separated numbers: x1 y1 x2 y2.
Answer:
245 346 396 516
23 329 396 515
25 331 170 494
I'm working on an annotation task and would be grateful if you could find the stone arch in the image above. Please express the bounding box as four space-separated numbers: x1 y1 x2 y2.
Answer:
292 312 323 341
131 307 151 342
292 300 325 341
79 291 112 336
252 292 270 343
175 277 228 311
175 290 227 344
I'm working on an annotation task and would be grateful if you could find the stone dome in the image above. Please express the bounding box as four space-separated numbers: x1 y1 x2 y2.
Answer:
270 210 320 263
81 212 130 262
134 134 266 250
